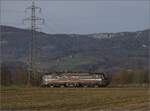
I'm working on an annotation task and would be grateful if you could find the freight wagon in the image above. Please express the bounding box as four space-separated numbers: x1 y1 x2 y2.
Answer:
41 72 110 87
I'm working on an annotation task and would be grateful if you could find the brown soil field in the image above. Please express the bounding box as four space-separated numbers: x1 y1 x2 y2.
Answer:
0 87 150 111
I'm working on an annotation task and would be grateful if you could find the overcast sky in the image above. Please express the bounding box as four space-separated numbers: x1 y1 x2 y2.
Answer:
1 0 149 34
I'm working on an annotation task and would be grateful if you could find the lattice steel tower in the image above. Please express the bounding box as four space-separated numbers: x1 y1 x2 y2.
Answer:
23 0 45 85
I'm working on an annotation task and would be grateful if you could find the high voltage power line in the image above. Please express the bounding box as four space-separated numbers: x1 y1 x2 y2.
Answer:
23 0 45 85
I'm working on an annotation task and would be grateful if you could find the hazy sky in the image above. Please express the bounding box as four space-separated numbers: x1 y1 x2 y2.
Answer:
1 0 149 34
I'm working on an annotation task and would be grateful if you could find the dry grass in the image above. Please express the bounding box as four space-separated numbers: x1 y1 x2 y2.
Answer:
0 87 150 111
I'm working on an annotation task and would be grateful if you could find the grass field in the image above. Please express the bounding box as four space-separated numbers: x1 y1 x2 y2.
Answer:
0 87 150 111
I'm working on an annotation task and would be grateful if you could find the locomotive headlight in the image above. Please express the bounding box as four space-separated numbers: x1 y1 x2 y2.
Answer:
44 79 48 81
98 78 102 81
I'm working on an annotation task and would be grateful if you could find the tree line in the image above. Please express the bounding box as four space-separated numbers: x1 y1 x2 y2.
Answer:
0 62 41 86
0 62 149 86
111 69 149 85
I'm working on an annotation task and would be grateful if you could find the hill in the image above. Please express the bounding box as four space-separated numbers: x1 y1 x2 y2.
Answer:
1 25 149 73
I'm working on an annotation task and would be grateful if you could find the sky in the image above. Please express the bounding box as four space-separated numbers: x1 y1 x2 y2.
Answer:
1 0 150 34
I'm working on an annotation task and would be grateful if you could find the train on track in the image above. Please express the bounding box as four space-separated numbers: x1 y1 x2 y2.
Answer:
41 72 110 87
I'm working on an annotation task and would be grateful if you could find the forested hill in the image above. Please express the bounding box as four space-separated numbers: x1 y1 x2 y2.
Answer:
1 25 149 73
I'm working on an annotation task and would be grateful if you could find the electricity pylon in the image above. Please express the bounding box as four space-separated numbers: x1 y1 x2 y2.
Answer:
23 1 44 85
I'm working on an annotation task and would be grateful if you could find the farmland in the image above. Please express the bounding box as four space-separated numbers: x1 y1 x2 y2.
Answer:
0 87 149 111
